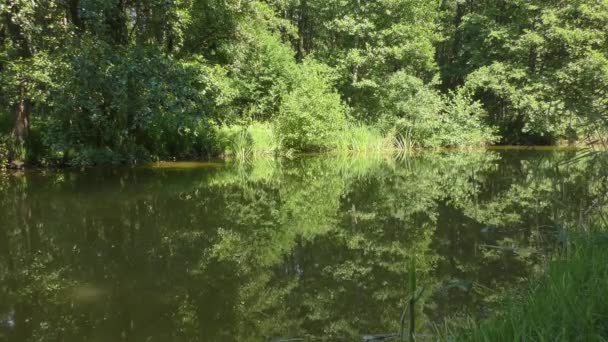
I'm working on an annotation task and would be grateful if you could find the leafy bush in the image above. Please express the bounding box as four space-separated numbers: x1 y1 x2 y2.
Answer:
68 147 128 167
462 63 562 144
226 19 298 121
275 61 347 152
440 92 498 147
379 72 496 148
379 72 445 148
39 39 220 166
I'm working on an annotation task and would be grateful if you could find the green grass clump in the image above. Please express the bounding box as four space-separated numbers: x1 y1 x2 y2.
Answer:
447 234 608 341
218 122 401 158
215 122 277 160
334 123 395 153
216 120 489 159
247 122 277 155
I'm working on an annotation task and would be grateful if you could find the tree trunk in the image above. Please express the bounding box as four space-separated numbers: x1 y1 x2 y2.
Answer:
109 0 128 45
296 0 307 62
67 0 84 33
0 17 5 73
5 2 32 147
13 81 30 146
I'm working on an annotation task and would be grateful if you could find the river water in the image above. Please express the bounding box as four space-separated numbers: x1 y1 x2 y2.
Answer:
0 149 604 341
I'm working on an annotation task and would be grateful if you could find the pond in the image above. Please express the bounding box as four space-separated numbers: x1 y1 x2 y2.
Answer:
0 149 604 341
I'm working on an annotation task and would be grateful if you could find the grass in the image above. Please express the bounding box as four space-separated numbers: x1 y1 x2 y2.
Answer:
445 232 608 341
216 121 491 161
218 122 403 159
334 123 396 153
215 122 277 160
247 122 277 155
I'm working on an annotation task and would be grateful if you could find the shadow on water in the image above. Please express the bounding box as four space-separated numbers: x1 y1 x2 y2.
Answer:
0 149 605 341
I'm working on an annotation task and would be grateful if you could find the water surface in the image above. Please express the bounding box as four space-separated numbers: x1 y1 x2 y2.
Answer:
0 149 604 341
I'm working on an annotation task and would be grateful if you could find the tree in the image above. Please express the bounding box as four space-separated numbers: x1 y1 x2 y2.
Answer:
439 0 608 144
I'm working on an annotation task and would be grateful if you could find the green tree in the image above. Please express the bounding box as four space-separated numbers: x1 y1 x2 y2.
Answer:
439 0 608 144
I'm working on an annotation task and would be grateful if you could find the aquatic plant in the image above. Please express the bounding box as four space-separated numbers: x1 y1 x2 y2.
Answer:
444 233 608 341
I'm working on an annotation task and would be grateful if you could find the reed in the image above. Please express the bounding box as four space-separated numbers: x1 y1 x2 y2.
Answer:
444 232 608 341
216 122 277 160
334 123 394 153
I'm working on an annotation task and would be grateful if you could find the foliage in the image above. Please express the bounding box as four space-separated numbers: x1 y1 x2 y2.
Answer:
275 60 347 152
0 53 56 114
379 72 496 148
441 91 499 147
224 13 299 121
44 41 218 165
439 0 608 144
1 0 607 165
274 0 442 119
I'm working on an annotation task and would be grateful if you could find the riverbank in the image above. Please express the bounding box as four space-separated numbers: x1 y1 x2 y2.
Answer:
4 122 600 170
0 120 491 169
447 232 608 341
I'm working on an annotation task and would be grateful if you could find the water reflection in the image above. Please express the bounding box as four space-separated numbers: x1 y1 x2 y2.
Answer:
0 150 605 341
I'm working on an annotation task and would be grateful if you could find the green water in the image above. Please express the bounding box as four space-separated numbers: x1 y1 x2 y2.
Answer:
0 150 604 341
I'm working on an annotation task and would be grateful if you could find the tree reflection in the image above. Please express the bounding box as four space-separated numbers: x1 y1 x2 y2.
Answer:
0 150 604 341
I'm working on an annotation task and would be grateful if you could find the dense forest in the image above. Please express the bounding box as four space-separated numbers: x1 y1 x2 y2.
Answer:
1 0 608 166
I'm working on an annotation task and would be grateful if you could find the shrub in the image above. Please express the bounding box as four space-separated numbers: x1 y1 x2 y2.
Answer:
41 40 221 166
379 72 496 148
227 24 298 121
441 92 497 147
275 61 347 152
379 72 445 148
